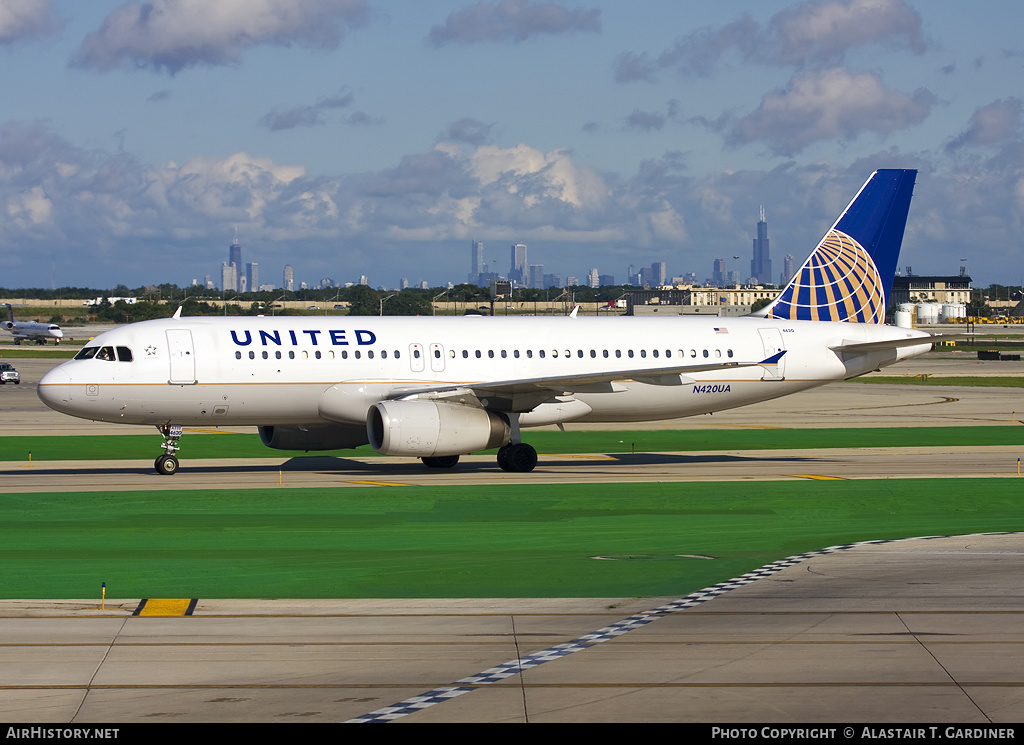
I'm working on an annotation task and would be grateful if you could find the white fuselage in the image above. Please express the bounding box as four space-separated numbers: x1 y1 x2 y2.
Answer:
4 320 63 343
38 314 931 430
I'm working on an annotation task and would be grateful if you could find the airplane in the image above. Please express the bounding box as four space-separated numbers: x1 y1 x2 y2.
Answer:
39 169 940 476
3 304 63 345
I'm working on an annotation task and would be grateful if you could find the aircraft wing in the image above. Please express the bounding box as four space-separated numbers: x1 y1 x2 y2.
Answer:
388 352 785 410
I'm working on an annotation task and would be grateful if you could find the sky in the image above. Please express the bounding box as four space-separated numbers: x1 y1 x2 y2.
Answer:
1 0 1023 291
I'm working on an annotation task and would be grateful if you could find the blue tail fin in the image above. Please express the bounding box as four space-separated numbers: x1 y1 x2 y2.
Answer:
765 169 916 323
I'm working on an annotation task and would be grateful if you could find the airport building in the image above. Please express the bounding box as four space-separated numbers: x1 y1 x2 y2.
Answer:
625 286 781 316
890 273 973 306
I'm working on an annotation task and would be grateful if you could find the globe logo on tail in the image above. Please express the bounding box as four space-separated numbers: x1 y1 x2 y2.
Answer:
767 230 885 323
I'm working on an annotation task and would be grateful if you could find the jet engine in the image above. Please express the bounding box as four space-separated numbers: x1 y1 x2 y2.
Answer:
258 424 369 451
367 400 509 457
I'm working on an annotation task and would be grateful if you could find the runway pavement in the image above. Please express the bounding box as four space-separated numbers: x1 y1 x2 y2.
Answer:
1 534 1022 723
1 352 1023 723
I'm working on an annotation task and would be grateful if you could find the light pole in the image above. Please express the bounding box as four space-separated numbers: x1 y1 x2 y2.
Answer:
379 294 396 316
432 290 448 316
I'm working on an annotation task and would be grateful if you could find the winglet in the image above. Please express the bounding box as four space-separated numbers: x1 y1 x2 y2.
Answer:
172 306 183 319
569 305 579 318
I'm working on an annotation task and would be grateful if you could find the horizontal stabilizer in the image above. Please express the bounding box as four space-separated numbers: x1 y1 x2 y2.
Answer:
830 333 964 354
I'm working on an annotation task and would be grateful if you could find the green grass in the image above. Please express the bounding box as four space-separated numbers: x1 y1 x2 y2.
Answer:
856 375 1024 387
3 426 1023 463
1 479 1019 598
0 347 78 358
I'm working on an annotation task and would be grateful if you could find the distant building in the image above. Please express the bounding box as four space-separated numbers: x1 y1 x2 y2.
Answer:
469 240 487 285
890 274 973 306
528 264 545 289
652 261 666 287
587 268 599 288
638 261 666 288
220 262 237 293
247 262 258 294
780 254 795 286
228 236 242 292
599 274 615 287
283 265 294 292
510 243 528 285
750 207 771 284
712 259 728 286
625 286 783 316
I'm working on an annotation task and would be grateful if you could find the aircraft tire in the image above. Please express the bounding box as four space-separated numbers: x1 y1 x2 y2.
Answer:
504 443 537 473
422 455 460 468
496 444 511 471
155 454 179 476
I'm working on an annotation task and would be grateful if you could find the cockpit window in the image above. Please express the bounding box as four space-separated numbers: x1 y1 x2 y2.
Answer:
74 345 131 362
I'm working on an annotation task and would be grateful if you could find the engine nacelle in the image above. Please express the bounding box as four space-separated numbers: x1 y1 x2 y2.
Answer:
367 400 509 457
258 424 369 451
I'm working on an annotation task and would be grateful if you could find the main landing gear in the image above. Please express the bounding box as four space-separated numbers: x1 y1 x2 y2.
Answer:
496 413 537 472
155 424 182 475
418 443 537 472
497 442 537 472
416 412 539 473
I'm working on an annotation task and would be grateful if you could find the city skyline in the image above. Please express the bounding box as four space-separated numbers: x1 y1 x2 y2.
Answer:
0 2 1018 290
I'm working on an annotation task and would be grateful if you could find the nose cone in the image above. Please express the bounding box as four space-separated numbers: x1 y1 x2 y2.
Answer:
51 326 63 339
38 366 72 413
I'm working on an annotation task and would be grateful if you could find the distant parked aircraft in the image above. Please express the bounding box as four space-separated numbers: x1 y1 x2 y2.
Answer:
3 304 63 345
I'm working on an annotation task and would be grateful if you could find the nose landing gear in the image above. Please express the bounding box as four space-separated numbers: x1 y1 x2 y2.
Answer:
155 424 182 475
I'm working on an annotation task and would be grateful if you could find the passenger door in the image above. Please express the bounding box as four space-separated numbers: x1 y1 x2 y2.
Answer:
757 328 786 381
166 329 197 384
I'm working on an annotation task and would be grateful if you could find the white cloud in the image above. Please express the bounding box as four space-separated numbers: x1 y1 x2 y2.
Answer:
947 98 1024 151
726 68 935 155
71 0 369 73
6 185 53 227
0 0 60 44
428 0 600 46
614 0 925 82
